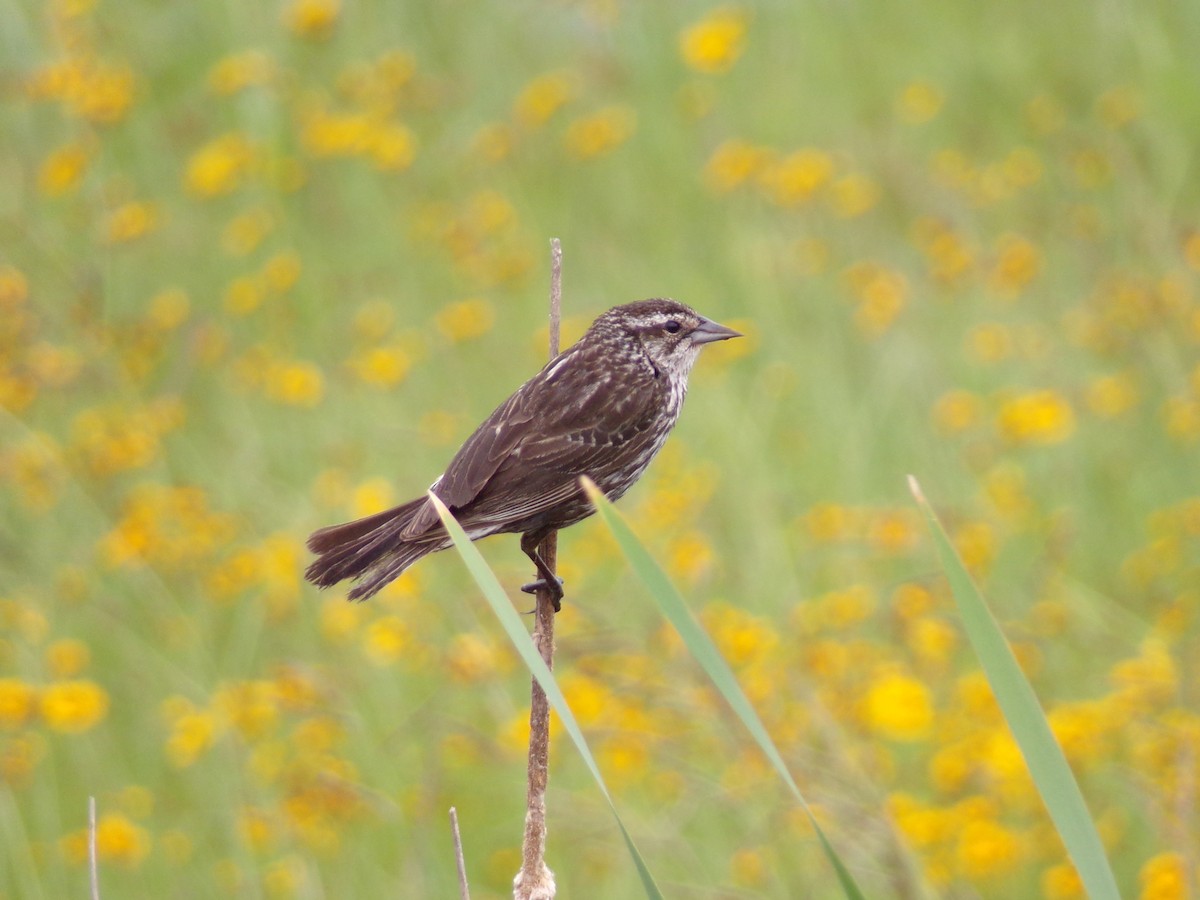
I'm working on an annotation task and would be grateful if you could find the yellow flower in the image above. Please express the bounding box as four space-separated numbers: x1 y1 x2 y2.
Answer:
46 638 90 678
61 812 151 868
185 133 255 198
224 275 264 316
896 80 944 124
863 670 934 741
679 7 748 74
912 219 975 284
829 173 880 218
214 681 280 740
0 732 45 785
997 389 1076 445
0 263 28 309
558 673 611 727
704 604 778 668
351 478 393 517
983 463 1033 523
866 508 920 555
0 678 37 729
703 139 772 193
1042 862 1085 899
265 856 305 896
804 501 856 543
1096 86 1140 128
208 50 275 95
966 321 1013 363
99 481 231 570
300 108 371 157
989 233 1041 296
264 360 324 407
29 56 136 124
237 806 277 853
320 598 363 645
40 680 109 733
668 531 714 583
435 298 495 342
165 706 218 768
843 261 907 337
563 105 637 160
929 743 972 794
96 813 152 867
1002 146 1044 189
261 250 302 294
283 0 340 38
1 432 67 510
104 201 159 244
1110 640 1178 708
760 148 834 206
955 816 1021 879
932 389 983 433
51 0 98 19
1162 395 1200 442
892 583 935 619
513 70 577 127
1047 702 1112 766
38 142 90 196
1184 231 1200 273
445 633 504 683
222 207 275 256
954 520 996 572
820 584 876 630
600 735 649 787
1138 852 1186 900
730 846 767 887
348 345 411 388
906 617 958 670
365 121 417 171
363 615 411 666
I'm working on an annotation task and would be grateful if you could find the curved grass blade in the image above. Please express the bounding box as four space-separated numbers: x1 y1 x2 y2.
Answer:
907 476 1120 900
429 493 664 899
580 478 866 900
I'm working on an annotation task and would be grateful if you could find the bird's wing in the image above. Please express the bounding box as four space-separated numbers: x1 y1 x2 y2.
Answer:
403 343 659 536
458 356 666 525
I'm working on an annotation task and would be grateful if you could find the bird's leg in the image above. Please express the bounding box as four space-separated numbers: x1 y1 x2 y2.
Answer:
519 532 564 612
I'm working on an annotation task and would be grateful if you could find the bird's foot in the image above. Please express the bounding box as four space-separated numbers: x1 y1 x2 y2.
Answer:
520 576 564 612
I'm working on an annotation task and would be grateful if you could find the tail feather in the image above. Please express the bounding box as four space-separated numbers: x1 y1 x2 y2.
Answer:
305 497 445 601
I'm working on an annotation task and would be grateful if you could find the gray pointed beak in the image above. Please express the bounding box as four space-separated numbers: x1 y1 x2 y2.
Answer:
691 317 743 345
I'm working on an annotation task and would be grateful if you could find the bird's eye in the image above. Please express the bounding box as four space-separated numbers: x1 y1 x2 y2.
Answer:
664 320 682 334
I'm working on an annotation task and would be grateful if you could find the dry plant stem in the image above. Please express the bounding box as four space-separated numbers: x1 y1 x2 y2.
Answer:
449 807 471 900
89 796 99 900
514 239 562 900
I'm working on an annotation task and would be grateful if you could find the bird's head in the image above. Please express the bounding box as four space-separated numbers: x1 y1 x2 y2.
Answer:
593 298 742 380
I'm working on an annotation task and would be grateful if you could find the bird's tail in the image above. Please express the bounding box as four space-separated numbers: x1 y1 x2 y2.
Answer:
305 498 444 601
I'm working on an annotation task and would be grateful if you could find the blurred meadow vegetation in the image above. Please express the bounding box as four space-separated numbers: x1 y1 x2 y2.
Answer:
2 0 1199 896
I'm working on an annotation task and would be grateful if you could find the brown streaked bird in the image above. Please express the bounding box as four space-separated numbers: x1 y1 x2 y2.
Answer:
305 298 741 609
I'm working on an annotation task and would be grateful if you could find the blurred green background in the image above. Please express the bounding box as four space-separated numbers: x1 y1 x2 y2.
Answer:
2 0 1199 896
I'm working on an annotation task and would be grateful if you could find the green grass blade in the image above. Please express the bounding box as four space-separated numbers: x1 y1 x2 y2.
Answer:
580 479 866 900
907 476 1120 900
428 493 664 900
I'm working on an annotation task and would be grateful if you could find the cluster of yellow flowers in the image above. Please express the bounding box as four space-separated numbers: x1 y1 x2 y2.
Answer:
4 0 1199 896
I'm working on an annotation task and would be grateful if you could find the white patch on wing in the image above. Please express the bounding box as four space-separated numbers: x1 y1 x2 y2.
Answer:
544 354 572 381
